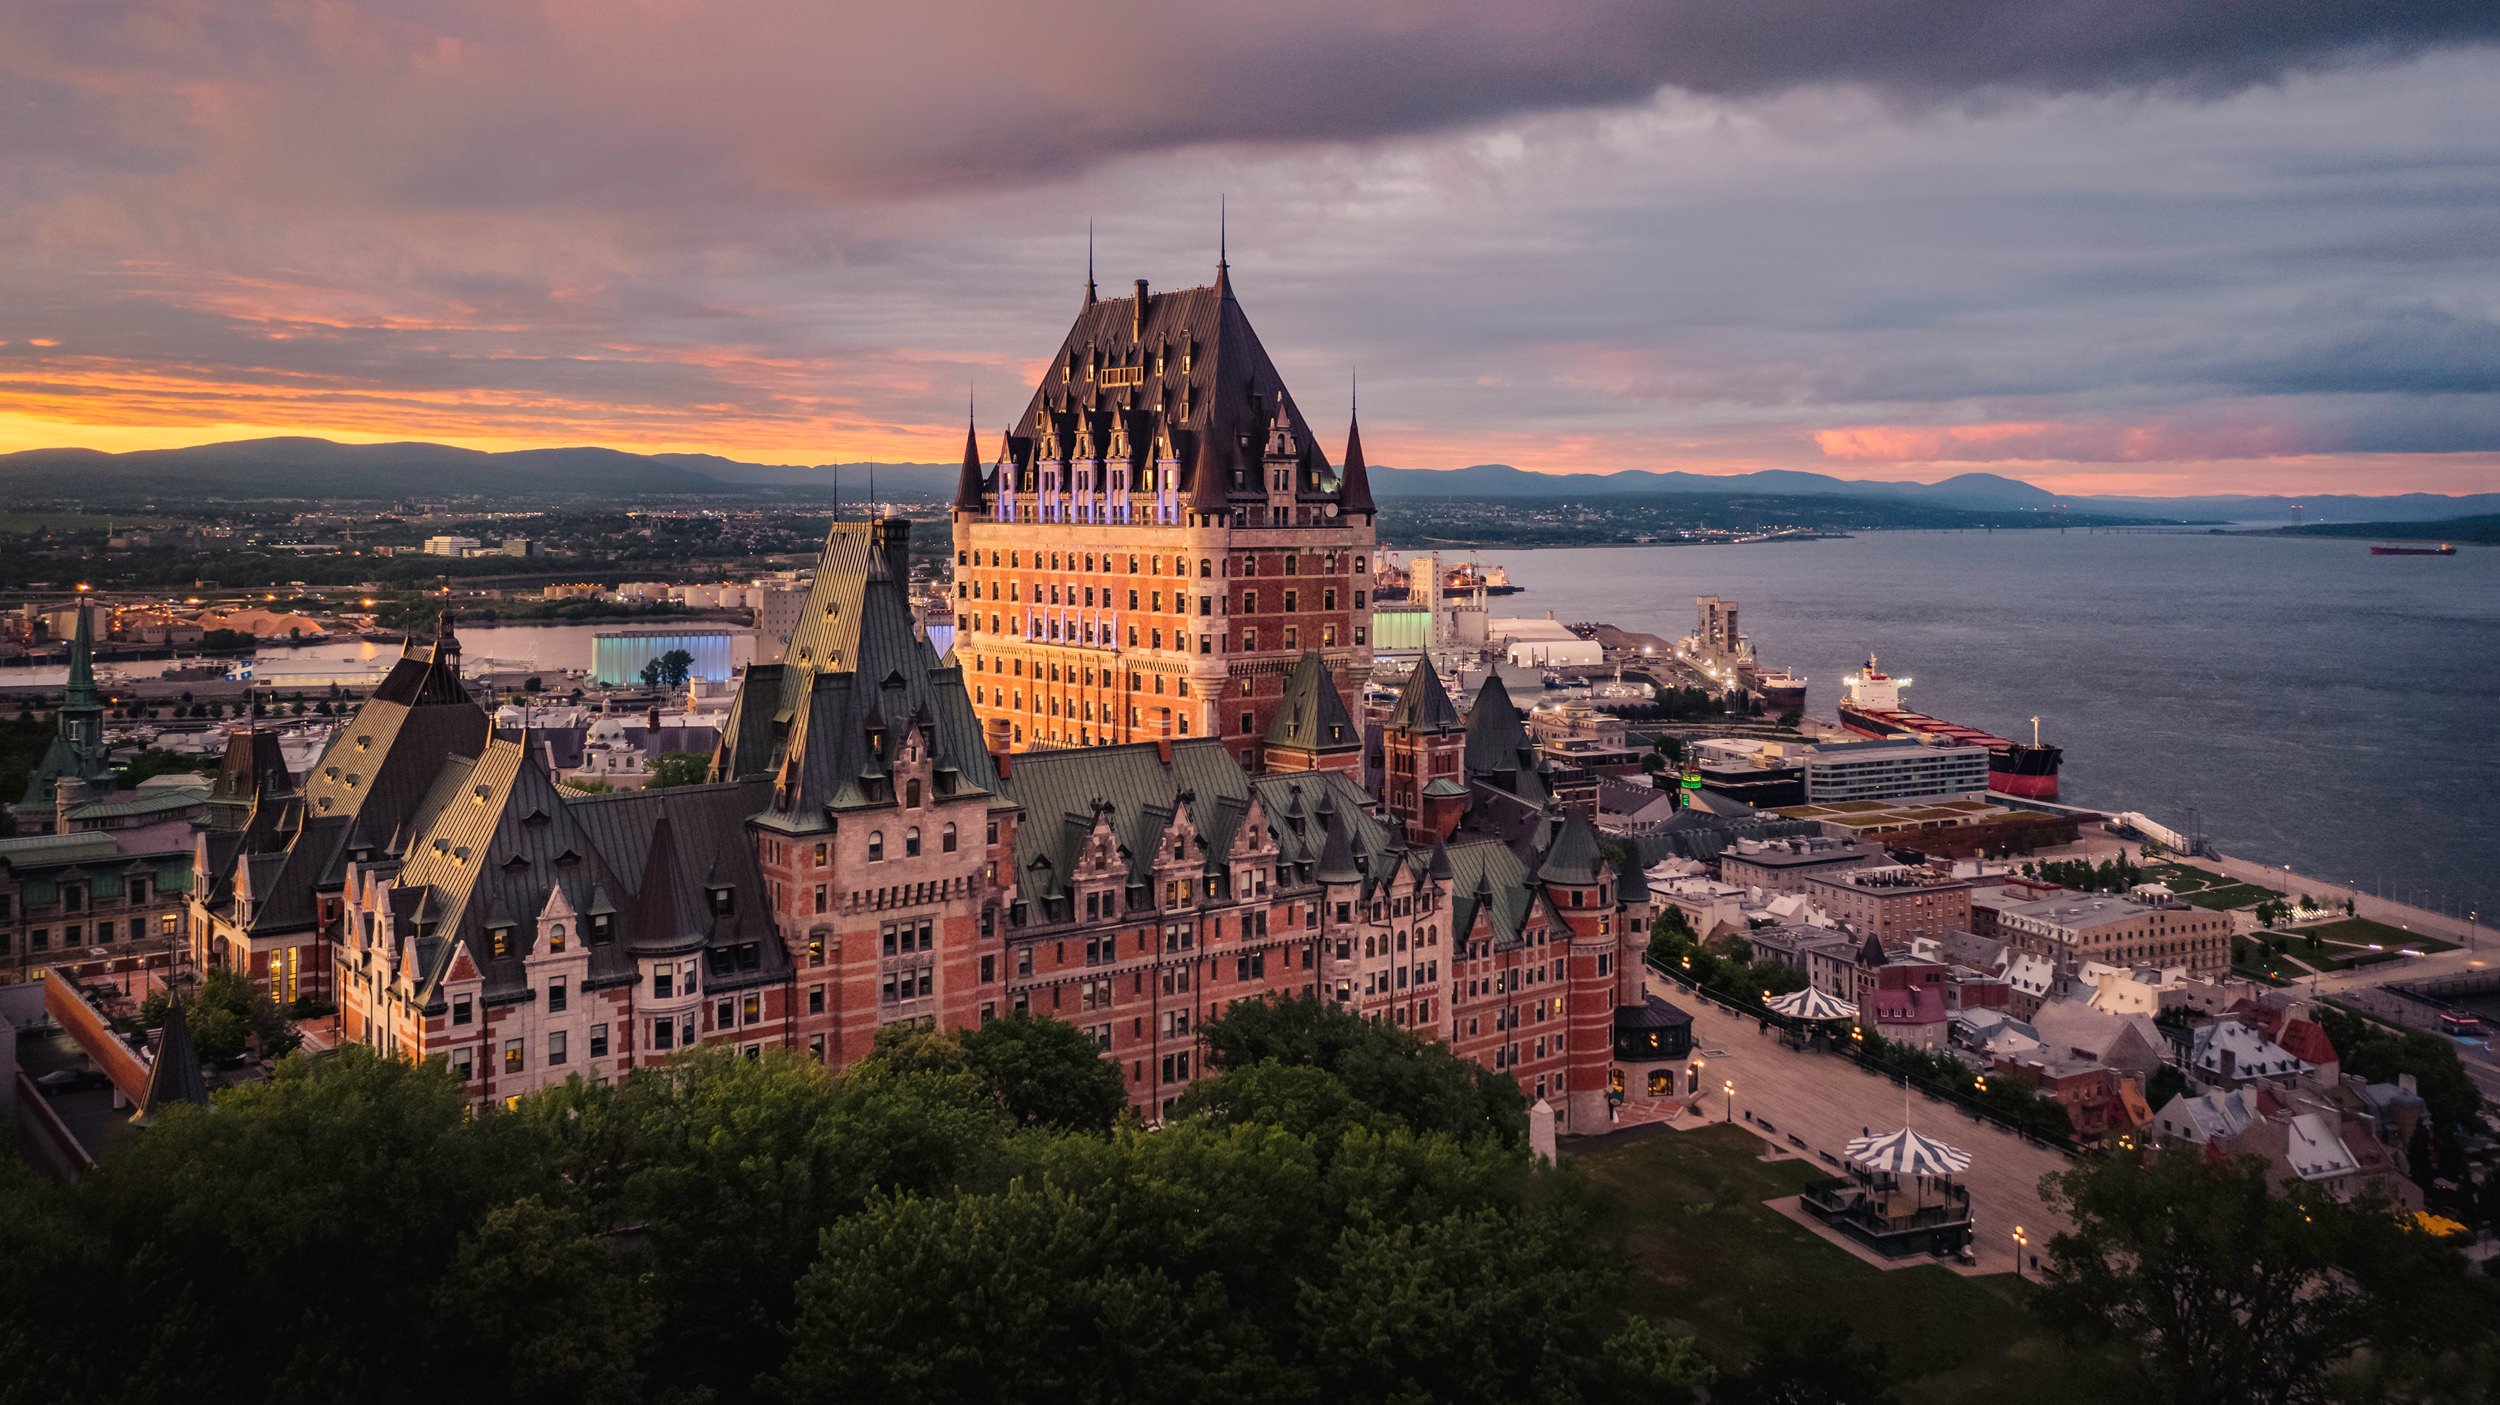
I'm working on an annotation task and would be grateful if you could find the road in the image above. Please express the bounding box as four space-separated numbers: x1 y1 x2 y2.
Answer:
1648 971 2072 1274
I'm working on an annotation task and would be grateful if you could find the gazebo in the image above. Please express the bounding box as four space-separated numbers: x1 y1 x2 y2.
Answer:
1767 987 1856 1023
1800 1127 1976 1259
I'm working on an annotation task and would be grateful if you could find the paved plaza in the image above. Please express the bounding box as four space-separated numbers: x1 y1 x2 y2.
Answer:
1639 971 2074 1275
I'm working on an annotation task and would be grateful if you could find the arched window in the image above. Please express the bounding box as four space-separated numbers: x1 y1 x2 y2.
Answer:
941 824 958 853
905 827 922 857
906 778 922 808
867 831 885 862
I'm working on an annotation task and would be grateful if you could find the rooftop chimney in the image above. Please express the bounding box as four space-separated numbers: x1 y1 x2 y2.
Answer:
984 715 1013 780
1133 280 1150 339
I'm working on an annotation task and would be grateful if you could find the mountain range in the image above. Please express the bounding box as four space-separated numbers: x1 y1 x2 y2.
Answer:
1 436 2491 523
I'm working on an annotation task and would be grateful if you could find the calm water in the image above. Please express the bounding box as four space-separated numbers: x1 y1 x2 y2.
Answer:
1488 532 2500 919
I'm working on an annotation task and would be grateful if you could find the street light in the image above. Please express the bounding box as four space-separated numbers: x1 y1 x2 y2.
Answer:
1723 1079 1735 1123
2012 1225 2029 1280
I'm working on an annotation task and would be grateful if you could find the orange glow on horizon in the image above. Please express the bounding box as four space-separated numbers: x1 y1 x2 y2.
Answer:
4 368 2493 497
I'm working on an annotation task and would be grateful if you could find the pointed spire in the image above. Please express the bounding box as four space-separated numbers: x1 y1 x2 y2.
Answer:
954 397 987 512
1338 373 1375 517
629 813 697 955
1215 196 1231 300
432 607 459 664
1315 814 1362 886
1386 657 1461 733
1536 807 1604 887
1264 651 1359 754
132 992 209 1124
64 592 97 703
1084 221 1098 308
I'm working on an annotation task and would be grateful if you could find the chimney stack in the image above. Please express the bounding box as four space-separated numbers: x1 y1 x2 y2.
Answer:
984 715 1013 780
1133 280 1149 339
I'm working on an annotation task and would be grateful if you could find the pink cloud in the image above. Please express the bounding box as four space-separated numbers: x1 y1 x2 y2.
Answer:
1813 415 2311 464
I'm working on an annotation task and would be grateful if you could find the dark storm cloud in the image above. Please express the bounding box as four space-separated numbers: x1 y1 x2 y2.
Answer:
6 2 2495 212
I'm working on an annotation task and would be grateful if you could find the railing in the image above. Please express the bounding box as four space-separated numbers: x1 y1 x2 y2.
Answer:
14 1070 99 1179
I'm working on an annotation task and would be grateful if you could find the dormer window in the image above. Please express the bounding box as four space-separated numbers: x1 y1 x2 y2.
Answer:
588 913 613 943
489 925 513 958
547 924 566 953
708 887 734 916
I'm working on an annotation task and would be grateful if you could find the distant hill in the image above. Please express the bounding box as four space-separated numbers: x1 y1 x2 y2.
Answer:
2274 514 2500 546
1 436 2493 522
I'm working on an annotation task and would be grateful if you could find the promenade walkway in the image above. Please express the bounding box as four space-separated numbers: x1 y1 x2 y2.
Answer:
1645 971 2072 1275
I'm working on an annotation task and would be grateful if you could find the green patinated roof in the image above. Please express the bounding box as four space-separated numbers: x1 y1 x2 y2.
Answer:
1448 840 1537 952
1386 657 1462 733
1264 651 1359 754
717 519 1005 827
1536 808 1605 886
1000 739 1250 909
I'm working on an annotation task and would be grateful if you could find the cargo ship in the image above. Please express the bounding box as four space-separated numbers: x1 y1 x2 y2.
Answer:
1743 665 1808 717
1836 654 2062 800
2370 544 2456 556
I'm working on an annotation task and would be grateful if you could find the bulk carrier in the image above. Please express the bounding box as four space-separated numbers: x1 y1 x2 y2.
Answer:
1836 654 2063 800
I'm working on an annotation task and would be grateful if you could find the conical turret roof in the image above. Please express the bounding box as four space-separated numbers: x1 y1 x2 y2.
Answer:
1387 657 1462 733
1536 808 1604 887
132 993 209 1124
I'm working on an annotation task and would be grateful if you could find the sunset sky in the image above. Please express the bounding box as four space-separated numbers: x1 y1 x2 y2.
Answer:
4 3 2498 496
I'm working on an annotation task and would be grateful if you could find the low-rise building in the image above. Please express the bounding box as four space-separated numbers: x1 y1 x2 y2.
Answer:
1717 835 1883 896
1807 864 1971 946
1985 888 2232 982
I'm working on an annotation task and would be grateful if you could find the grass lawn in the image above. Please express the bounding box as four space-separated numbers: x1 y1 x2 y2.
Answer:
2230 954 2297 986
1575 1125 2129 1403
2303 917 2455 952
2147 862 2230 892
2176 882 2275 911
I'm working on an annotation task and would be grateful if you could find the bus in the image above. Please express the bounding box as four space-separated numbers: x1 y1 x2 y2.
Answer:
2435 1010 2484 1039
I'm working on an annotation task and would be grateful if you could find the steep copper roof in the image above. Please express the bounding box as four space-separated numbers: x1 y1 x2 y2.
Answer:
1386 658 1462 733
970 272 1349 512
1338 405 1375 516
715 517 1003 826
1264 651 1360 755
953 414 986 512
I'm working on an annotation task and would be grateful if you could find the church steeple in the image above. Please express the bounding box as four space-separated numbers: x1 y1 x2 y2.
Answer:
1084 221 1098 309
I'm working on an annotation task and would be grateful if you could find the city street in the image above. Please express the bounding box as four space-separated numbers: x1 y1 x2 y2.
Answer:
1645 972 2073 1275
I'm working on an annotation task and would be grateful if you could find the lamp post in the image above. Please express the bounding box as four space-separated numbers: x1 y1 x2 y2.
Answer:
2012 1225 2029 1280
1723 1079 1735 1123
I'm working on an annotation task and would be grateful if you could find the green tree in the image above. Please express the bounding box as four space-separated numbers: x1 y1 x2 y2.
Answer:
641 750 709 788
637 658 663 688
863 1011 1128 1133
142 967 300 1062
2036 1150 2476 1405
1716 1316 1899 1405
656 647 696 687
117 747 210 786
1197 995 1526 1145
426 1196 656 1405
0 1049 554 1405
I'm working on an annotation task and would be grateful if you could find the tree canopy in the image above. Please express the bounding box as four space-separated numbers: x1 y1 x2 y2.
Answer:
641 750 710 789
0 1008 1695 1405
2035 1149 2499 1405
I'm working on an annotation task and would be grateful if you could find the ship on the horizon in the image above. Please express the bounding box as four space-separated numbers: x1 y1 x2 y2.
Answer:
1836 654 2062 800
2369 543 2457 556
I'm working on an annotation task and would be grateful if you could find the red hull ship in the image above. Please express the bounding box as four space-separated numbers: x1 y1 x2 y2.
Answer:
1836 655 2062 800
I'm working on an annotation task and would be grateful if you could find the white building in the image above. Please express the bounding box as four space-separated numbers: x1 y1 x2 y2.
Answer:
422 535 484 558
1802 738 1990 804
